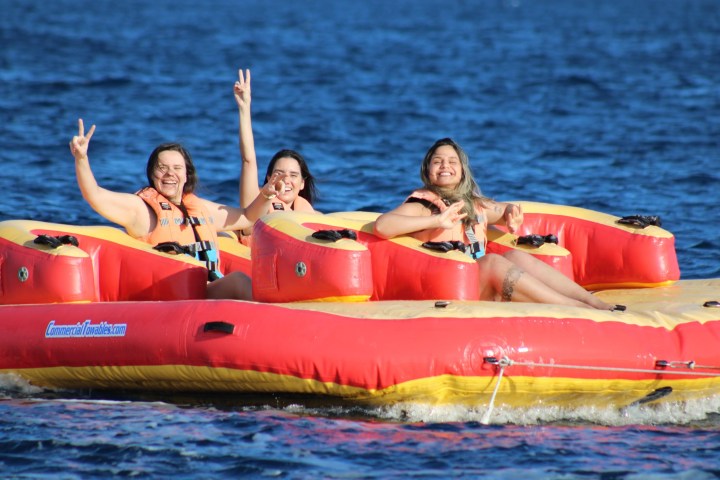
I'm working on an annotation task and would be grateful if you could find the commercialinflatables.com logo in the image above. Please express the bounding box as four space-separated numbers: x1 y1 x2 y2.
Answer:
45 320 127 338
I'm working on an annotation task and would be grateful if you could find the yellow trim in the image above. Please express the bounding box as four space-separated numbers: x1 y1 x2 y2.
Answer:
262 212 369 252
291 294 371 303
6 365 720 408
584 280 677 291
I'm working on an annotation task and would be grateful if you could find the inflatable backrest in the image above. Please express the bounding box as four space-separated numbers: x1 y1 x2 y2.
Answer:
511 202 680 289
251 211 483 302
251 212 373 302
485 228 575 280
0 220 208 304
0 221 96 304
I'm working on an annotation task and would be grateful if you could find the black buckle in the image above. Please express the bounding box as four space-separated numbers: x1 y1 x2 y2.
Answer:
153 241 190 255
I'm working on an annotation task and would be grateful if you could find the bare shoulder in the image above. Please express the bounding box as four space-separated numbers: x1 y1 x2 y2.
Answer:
293 196 315 212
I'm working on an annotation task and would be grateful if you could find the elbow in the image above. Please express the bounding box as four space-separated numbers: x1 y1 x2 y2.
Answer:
373 218 392 239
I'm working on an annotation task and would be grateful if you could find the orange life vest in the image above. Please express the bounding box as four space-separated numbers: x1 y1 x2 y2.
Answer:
405 189 487 258
136 187 222 279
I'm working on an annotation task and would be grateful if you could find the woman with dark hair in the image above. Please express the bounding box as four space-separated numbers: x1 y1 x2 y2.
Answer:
374 137 614 310
234 69 317 242
70 119 280 300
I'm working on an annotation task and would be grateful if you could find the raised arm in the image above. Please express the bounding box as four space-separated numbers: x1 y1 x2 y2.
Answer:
374 201 467 239
69 119 150 237
234 68 261 208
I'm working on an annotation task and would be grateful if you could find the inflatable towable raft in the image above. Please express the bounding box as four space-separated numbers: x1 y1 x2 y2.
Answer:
1 202 719 414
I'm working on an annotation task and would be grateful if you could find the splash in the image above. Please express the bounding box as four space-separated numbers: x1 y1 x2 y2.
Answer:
0 373 45 398
370 396 720 426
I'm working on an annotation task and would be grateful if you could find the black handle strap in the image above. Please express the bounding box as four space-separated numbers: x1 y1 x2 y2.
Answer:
33 234 80 249
311 229 358 242
617 215 662 228
516 234 558 248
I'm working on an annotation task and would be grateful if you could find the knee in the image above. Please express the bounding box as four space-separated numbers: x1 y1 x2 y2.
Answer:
479 253 505 266
226 272 253 300
477 253 510 272
503 248 533 265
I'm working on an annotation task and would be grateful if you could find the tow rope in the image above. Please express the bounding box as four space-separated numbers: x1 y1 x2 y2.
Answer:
483 356 720 376
480 355 720 424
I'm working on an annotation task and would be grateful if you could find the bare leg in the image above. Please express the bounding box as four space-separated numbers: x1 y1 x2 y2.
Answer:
476 253 597 309
207 271 253 300
502 250 613 310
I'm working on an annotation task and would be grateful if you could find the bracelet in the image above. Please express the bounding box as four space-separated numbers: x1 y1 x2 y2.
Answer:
262 192 277 200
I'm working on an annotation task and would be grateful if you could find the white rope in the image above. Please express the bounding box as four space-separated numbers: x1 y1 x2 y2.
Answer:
481 358 507 425
498 358 720 377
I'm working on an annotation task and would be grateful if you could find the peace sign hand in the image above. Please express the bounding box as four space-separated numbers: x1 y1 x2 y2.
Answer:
436 201 468 230
261 171 285 200
504 203 523 233
69 118 96 161
233 68 251 110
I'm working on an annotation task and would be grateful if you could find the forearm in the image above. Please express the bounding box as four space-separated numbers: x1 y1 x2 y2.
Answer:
75 156 104 207
373 212 439 239
74 157 142 230
238 107 260 207
243 191 273 224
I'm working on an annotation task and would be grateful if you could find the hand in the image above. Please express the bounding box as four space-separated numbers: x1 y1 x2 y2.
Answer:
504 203 523 233
69 118 95 161
233 68 251 110
436 201 468 230
261 171 285 200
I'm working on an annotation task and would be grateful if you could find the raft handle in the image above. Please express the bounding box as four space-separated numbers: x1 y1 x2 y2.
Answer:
515 234 558 248
434 301 450 308
203 321 235 334
33 234 79 249
311 229 357 242
704 301 720 308
617 215 662 228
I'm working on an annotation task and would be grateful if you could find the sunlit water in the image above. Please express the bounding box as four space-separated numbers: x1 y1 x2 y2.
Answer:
2 0 719 477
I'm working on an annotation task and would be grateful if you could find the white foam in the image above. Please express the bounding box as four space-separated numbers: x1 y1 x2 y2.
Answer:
0 373 44 397
371 395 720 426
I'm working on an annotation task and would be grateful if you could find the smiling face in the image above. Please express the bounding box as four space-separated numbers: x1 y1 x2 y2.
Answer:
151 150 187 203
426 144 463 189
268 156 305 204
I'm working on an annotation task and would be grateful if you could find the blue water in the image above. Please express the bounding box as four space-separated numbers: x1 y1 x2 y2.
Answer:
2 0 720 477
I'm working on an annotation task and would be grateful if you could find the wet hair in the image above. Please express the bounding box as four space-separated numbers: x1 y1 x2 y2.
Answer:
146 143 198 195
420 138 489 226
265 149 317 205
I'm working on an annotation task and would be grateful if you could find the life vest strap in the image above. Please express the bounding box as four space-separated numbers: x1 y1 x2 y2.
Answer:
185 216 206 226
